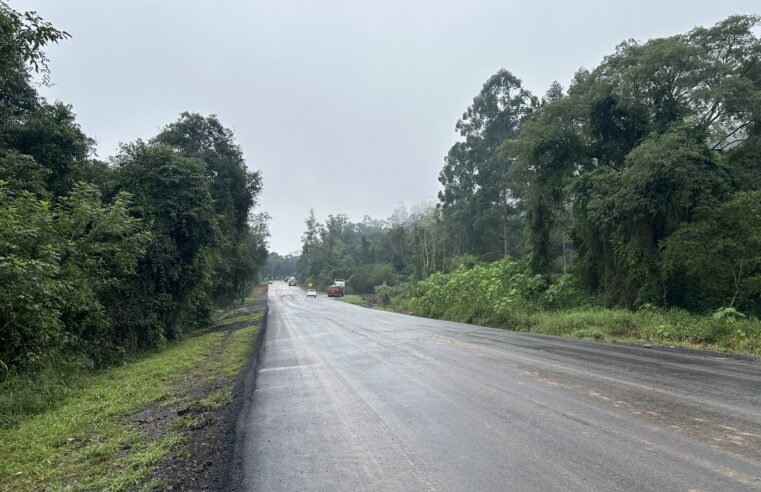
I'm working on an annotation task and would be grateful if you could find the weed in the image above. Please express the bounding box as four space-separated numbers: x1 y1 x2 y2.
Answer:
214 312 262 328
171 413 215 431
199 387 232 410
335 295 369 306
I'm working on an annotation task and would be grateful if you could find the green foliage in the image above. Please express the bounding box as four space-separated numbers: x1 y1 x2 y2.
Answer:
153 112 266 305
662 190 761 315
525 306 761 353
0 1 69 84
543 274 590 309
406 257 545 326
383 261 761 354
262 252 299 279
348 263 396 294
375 281 417 309
496 15 761 314
712 307 746 323
0 182 148 371
297 204 455 293
213 311 263 328
335 295 370 306
0 4 269 377
3 101 94 196
438 69 536 258
111 142 218 342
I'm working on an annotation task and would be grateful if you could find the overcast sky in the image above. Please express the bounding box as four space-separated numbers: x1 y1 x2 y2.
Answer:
20 0 759 254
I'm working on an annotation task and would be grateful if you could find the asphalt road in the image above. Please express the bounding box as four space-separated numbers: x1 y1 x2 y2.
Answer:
237 282 761 491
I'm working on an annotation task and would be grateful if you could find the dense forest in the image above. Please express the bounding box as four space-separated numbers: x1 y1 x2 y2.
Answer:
0 3 268 375
294 15 761 324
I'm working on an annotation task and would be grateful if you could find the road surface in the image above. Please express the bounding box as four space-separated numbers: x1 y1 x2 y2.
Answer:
236 283 761 491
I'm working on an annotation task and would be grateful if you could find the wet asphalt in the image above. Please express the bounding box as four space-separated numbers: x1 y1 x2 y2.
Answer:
237 282 761 491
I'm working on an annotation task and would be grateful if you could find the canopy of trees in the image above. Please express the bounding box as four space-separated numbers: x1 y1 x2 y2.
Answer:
0 3 268 373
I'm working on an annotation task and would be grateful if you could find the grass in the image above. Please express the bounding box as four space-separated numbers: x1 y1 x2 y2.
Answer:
519 307 761 354
383 293 761 356
214 325 261 376
241 284 267 304
214 311 263 328
199 387 233 410
335 295 370 306
0 318 262 491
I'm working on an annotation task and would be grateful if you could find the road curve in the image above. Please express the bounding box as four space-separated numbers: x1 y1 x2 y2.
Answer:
237 282 761 491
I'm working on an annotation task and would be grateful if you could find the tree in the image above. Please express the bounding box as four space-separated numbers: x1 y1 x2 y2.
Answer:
0 1 69 118
153 113 265 304
112 142 218 340
439 70 537 258
0 182 148 370
3 101 94 196
663 191 761 314
501 15 761 309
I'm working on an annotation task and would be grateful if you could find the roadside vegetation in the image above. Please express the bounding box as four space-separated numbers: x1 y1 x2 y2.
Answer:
335 295 371 307
374 259 761 354
286 15 761 355
0 299 263 491
0 4 270 489
0 2 268 381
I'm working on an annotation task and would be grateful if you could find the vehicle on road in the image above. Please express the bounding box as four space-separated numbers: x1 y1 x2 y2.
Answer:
287 276 297 286
306 289 317 298
326 284 345 297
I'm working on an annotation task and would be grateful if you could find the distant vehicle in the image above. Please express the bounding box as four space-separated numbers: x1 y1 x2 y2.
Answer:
268 281 273 284
306 289 317 298
334 279 346 288
326 283 345 297
287 276 297 286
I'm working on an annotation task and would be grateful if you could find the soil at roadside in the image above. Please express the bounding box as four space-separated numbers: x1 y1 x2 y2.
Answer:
133 287 268 491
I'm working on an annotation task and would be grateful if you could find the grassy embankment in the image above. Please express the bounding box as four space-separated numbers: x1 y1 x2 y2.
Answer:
0 291 264 492
522 307 761 354
335 295 371 307
379 298 761 355
374 262 761 357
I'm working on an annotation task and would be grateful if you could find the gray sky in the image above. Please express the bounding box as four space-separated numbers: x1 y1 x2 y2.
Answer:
20 0 759 254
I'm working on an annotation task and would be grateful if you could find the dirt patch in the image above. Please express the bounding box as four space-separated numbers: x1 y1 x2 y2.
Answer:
132 286 268 491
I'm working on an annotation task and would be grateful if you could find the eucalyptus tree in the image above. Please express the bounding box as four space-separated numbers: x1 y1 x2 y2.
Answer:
438 69 537 258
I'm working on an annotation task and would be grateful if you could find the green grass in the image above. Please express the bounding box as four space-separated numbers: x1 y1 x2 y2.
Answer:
214 311 263 327
212 325 260 376
518 307 761 354
0 322 261 491
241 284 267 304
199 387 233 410
171 413 215 431
335 295 370 306
384 292 761 356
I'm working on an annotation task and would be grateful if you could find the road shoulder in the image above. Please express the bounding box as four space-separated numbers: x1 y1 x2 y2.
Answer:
137 288 269 491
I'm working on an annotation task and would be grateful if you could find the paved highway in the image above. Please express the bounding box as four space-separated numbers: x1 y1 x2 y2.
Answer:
235 282 761 491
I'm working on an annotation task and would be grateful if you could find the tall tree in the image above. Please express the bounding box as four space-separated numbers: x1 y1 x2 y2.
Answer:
153 113 264 303
438 70 537 258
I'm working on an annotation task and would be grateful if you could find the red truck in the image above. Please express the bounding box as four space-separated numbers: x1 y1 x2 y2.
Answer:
326 281 345 297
